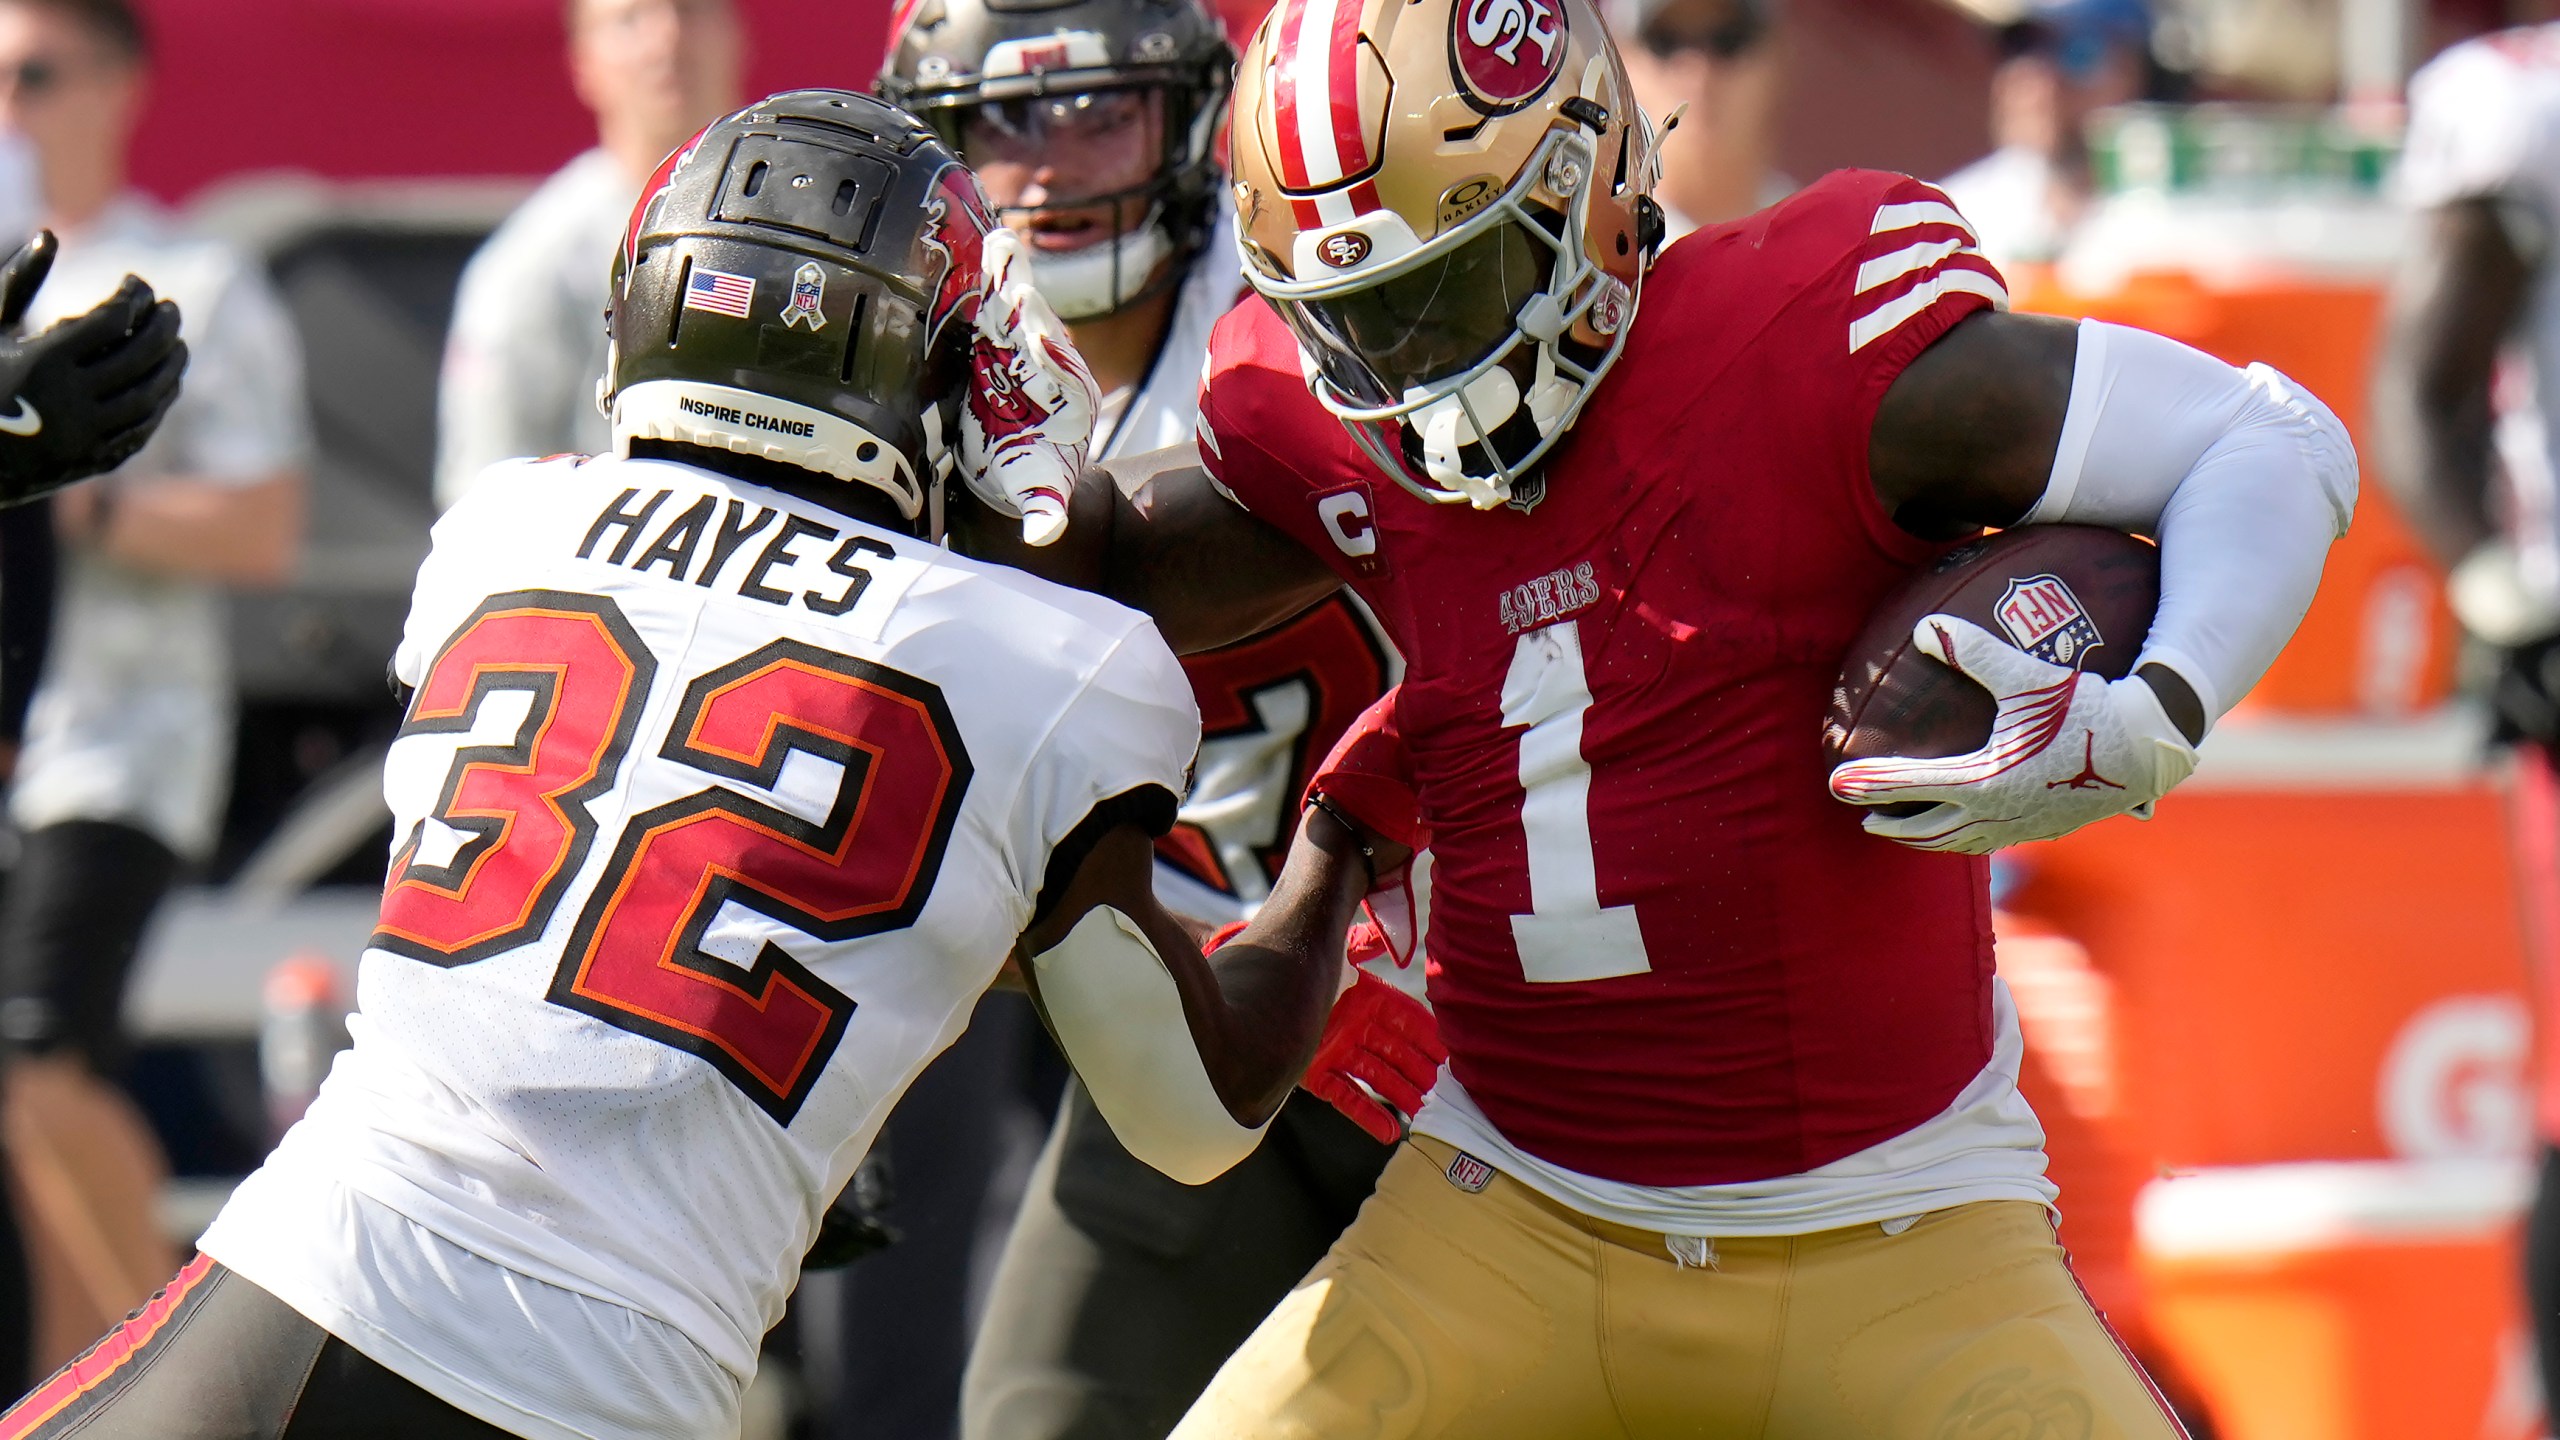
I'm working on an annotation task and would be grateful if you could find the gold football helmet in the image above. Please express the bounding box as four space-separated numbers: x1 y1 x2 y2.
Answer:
1231 0 1666 508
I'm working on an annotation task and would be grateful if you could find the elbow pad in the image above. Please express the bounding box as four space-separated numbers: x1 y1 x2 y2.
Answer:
1030 906 1266 1185
2024 320 2360 722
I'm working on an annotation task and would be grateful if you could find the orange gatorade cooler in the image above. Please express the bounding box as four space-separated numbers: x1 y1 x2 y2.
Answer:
2134 1162 2539 1440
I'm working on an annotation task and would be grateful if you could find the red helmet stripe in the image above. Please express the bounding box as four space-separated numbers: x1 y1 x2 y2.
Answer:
1277 0 1360 188
1321 0 1368 178
886 0 930 45
1271 0 1314 189
622 125 713 276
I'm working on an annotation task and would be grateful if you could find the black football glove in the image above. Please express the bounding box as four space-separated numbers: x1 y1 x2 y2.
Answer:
0 230 187 507
2487 632 2560 752
800 1152 899 1270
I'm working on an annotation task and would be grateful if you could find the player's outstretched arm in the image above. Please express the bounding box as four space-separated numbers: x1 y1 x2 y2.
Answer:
2371 197 2527 574
949 443 1344 656
1843 310 2358 852
1015 803 1371 1184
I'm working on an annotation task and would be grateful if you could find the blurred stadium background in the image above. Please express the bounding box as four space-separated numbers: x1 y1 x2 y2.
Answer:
37 0 2557 1437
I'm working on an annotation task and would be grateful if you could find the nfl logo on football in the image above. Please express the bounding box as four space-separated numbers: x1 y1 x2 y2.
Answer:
1994 574 2103 666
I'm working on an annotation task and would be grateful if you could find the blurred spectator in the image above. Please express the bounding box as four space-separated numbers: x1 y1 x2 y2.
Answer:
433 0 744 510
1940 0 2150 268
2373 21 2560 1410
1611 0 1788 234
0 0 308 1370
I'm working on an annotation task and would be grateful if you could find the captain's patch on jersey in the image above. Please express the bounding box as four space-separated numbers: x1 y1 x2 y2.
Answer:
684 267 757 320
1994 574 2102 667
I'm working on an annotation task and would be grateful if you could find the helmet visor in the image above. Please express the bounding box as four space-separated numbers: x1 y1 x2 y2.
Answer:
1278 217 1556 409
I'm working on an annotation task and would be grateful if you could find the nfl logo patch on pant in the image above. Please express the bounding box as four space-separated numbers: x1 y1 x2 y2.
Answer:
1444 1152 1495 1193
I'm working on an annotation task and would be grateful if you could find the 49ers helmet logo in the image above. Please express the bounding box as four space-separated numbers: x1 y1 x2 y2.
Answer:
1451 0 1565 113
1317 231 1373 268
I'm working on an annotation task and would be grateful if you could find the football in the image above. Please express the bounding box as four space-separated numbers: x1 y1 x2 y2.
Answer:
1823 525 2162 793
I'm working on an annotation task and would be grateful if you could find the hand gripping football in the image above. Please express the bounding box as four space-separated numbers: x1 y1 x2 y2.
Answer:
1823 525 2161 811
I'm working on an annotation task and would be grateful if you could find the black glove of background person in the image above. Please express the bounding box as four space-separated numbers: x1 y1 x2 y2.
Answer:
0 229 186 506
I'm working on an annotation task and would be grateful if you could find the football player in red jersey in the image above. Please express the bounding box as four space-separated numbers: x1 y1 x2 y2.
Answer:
949 0 2357 1428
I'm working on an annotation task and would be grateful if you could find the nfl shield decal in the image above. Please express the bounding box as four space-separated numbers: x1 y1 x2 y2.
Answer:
1445 1151 1496 1193
1994 574 2104 667
1451 0 1566 113
781 263 828 331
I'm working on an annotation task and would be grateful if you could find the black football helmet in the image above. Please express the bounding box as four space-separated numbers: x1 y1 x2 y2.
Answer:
876 0 1231 320
603 89 997 521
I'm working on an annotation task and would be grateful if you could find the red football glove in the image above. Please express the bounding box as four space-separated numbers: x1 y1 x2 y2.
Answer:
1303 968 1447 1145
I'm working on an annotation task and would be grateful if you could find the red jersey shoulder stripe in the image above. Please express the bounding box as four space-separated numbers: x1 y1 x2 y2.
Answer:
1847 193 2008 354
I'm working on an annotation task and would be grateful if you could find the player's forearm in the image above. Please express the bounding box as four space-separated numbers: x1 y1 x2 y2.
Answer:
2371 199 2528 569
2370 347 2496 568
1100 451 1342 655
2022 320 2357 726
77 470 304 586
1189 805 1373 1122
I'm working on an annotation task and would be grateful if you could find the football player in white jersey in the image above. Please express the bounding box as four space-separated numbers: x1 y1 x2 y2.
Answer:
2376 20 2560 1412
0 91 1380 1440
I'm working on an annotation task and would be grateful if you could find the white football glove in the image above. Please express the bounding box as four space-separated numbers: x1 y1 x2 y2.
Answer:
961 228 1096 547
1826 614 2199 855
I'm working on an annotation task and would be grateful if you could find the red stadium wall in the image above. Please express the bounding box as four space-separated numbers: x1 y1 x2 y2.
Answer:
125 0 899 200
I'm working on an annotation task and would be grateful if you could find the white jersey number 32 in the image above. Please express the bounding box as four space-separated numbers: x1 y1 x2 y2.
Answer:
369 589 973 1124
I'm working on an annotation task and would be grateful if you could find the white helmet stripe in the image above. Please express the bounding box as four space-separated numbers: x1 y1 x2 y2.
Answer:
1289 0 1348 186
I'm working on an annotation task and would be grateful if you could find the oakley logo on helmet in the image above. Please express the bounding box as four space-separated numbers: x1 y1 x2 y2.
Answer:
1995 575 2103 667
1453 0 1563 111
781 263 828 331
1317 231 1373 269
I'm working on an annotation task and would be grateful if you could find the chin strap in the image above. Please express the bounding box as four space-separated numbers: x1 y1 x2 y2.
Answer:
1022 209 1178 321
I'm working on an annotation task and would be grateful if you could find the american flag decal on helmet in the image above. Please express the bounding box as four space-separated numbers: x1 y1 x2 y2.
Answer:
1847 188 2008 354
1269 0 1384 228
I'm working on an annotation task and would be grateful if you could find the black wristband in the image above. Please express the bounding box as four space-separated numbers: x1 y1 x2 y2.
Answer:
1304 792 1377 889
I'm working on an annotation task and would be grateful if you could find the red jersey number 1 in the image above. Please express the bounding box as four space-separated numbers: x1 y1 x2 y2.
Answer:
1502 623 1651 983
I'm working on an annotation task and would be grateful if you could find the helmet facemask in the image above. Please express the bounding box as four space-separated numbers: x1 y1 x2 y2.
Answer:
935 87 1196 321
1250 124 1642 510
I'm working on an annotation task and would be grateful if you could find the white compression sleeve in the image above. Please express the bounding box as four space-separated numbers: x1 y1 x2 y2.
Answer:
1029 905 1267 1186
2023 319 2359 723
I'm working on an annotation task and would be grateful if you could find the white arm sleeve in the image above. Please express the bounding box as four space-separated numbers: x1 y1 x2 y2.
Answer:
1029 905 1267 1186
2023 319 2358 723
1019 621 1248 1183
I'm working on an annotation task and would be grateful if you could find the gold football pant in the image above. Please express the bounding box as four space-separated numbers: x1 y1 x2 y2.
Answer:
1169 1138 2185 1440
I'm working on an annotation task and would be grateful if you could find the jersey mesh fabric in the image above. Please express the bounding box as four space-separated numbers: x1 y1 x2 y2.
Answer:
201 454 1197 1421
1196 170 2007 1188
